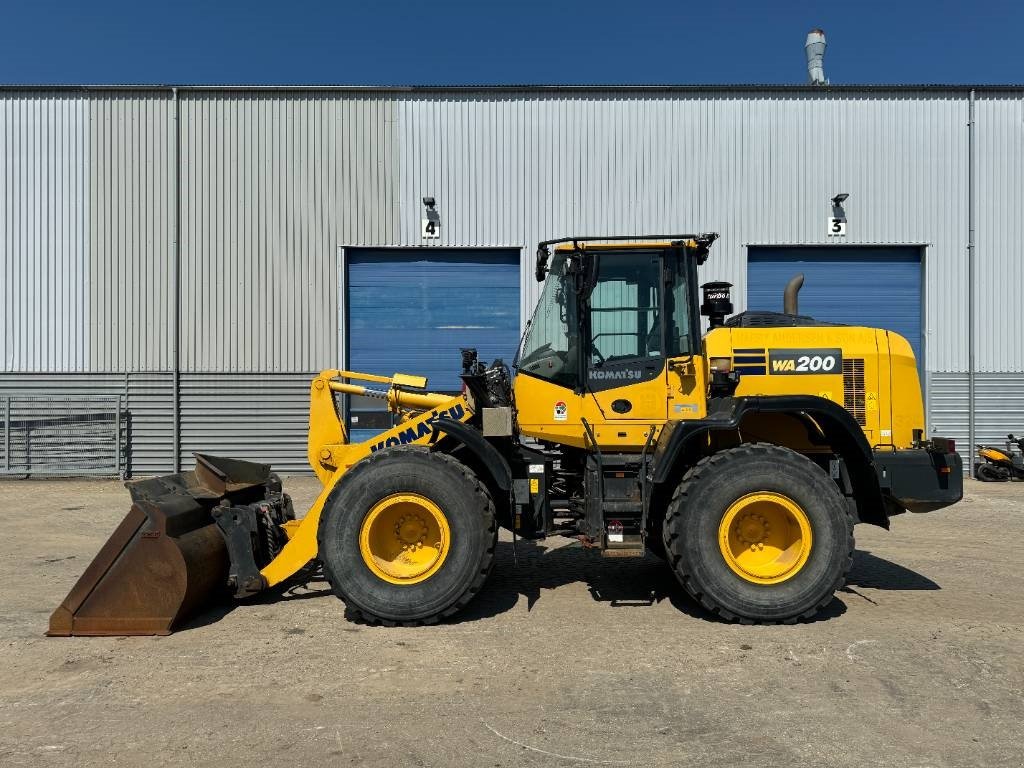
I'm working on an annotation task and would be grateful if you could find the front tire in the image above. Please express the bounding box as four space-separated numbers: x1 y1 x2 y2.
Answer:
317 447 497 625
663 443 854 623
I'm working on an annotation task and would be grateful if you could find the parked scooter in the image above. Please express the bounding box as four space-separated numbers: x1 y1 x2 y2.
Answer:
975 434 1024 481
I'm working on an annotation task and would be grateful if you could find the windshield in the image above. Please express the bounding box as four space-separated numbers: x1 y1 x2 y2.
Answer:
516 254 580 388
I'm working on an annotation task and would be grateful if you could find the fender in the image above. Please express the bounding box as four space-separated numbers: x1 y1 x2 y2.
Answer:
430 417 512 492
650 395 888 528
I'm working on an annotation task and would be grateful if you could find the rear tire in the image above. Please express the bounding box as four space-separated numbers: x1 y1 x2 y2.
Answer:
317 447 497 625
975 463 1006 482
662 443 854 624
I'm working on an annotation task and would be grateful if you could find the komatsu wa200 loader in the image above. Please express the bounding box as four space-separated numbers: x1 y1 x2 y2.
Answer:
49 234 962 635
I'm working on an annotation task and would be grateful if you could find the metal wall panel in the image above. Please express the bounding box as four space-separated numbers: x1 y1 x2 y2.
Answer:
177 372 316 472
972 374 1024 447
88 92 174 371
0 372 173 476
927 372 1024 465
0 372 318 475
975 95 1024 372
0 93 89 371
396 92 970 371
926 373 969 450
0 372 125 396
124 372 175 475
179 93 399 372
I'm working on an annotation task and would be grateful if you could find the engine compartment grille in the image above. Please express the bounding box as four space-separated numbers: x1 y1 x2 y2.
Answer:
843 359 866 426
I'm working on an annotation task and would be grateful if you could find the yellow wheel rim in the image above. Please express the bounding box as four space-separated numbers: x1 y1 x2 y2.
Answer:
718 492 813 585
358 493 450 585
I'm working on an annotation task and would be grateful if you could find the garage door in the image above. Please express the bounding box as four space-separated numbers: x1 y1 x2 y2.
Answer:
747 247 923 364
346 249 520 442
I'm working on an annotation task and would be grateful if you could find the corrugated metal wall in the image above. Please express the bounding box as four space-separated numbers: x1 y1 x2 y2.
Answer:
124 372 175 474
2 86 1023 475
177 372 314 471
928 373 1024 454
88 92 175 371
1 93 89 371
0 371 314 474
179 93 398 372
975 94 1024 372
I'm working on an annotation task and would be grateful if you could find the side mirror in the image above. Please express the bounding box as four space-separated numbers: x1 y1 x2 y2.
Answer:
535 246 549 282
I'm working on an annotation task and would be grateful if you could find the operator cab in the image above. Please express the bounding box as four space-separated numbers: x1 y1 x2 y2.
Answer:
516 235 717 396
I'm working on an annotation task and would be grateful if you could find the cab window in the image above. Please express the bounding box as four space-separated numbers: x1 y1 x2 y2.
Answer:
589 252 662 367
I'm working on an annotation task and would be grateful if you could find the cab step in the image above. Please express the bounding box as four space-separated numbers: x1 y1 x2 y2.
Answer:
602 531 645 557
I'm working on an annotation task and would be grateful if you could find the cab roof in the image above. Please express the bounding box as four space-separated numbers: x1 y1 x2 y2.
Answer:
541 234 718 253
552 241 681 252
535 234 719 280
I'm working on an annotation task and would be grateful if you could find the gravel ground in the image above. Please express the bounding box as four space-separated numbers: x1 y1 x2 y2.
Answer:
0 476 1021 767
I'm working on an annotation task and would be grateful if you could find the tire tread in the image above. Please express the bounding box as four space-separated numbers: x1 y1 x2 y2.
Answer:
317 446 497 626
662 443 855 624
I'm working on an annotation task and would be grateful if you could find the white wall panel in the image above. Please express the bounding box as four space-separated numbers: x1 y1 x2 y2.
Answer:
88 92 174 371
0 94 89 371
975 95 1024 372
179 92 398 372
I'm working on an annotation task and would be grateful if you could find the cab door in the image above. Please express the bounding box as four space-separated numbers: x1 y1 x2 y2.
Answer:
584 250 668 423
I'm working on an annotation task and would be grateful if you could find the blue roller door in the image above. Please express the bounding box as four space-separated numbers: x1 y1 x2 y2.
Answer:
747 248 923 364
347 249 520 442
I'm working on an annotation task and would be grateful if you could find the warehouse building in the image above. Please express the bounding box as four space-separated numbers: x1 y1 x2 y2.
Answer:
1 84 1022 475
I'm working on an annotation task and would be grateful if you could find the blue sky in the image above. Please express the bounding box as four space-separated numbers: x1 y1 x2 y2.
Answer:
2 0 1021 85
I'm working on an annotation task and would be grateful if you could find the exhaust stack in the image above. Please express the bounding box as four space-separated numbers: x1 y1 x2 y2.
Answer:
784 274 805 315
805 29 827 85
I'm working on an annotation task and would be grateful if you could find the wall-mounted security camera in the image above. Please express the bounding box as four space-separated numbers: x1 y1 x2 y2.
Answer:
828 192 849 238
422 196 439 238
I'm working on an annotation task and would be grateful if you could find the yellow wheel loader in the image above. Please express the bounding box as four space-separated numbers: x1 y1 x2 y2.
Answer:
48 234 963 635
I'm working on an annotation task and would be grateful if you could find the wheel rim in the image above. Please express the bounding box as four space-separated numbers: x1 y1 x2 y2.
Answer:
718 492 813 585
358 493 451 585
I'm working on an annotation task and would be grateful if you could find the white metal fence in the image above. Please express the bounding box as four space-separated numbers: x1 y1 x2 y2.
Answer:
0 395 125 477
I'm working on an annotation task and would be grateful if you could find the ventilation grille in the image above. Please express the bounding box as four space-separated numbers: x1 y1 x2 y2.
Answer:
843 358 866 426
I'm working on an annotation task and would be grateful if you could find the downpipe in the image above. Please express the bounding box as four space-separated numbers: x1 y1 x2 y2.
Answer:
967 89 976 471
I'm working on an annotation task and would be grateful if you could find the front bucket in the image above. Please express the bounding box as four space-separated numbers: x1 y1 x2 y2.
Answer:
47 454 273 637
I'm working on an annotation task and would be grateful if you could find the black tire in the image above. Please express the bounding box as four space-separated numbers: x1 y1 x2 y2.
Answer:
662 443 854 624
975 463 1006 482
317 447 497 625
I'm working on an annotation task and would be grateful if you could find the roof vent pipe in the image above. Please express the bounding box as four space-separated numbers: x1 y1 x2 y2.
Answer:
805 29 827 85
